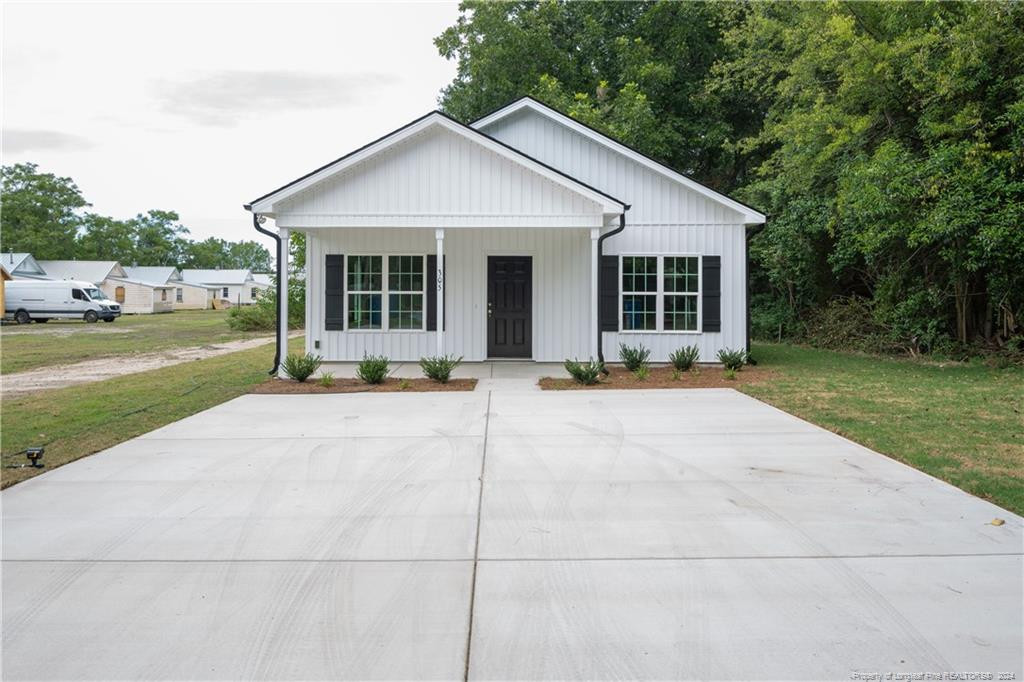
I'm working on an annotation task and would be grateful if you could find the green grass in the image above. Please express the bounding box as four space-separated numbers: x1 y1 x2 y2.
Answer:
0 309 267 374
0 337 301 488
742 343 1024 515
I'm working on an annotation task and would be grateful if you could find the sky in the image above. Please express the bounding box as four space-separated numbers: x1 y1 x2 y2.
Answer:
2 1 461 243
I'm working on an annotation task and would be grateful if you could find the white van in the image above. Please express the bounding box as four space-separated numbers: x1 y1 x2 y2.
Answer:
4 280 122 324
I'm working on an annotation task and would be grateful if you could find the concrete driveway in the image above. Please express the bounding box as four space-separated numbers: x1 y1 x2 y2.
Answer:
2 389 1021 680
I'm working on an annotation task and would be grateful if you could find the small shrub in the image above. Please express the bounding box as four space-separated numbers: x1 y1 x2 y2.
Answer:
399 379 411 390
633 365 650 381
717 348 747 371
671 368 682 381
618 343 650 371
564 358 603 385
356 353 390 384
420 354 463 383
669 345 700 371
281 352 321 383
318 372 335 388
724 368 737 380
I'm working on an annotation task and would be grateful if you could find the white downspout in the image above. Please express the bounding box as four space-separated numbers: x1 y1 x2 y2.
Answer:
590 227 600 360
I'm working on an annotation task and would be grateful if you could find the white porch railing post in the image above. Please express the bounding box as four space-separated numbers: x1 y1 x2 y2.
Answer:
278 227 290 378
435 228 445 355
591 227 600 360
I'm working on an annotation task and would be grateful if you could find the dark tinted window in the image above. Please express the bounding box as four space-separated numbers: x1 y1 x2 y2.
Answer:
72 289 86 300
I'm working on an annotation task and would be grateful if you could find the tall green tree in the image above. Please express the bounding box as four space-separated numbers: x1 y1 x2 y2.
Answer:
436 0 1024 350
0 162 88 259
436 1 762 186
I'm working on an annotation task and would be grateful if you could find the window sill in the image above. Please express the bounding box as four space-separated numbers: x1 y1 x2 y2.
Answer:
617 329 703 335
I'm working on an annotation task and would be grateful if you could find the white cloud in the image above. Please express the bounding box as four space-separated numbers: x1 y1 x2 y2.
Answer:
1 1 460 241
156 70 401 126
2 129 93 154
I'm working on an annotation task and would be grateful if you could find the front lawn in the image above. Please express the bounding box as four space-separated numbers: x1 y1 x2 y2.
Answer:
0 337 300 488
0 309 267 374
742 343 1024 515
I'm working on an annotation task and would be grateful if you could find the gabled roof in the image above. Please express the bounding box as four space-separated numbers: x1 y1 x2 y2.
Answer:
471 96 765 224
245 110 627 216
1 252 47 277
110 277 175 289
36 260 126 284
124 266 181 284
181 269 254 285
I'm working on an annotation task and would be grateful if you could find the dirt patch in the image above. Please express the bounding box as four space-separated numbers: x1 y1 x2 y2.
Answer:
539 364 775 390
250 377 478 394
2 335 280 397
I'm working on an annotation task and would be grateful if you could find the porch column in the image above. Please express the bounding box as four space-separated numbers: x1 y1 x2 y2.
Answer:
591 227 600 360
278 227 289 378
435 228 444 355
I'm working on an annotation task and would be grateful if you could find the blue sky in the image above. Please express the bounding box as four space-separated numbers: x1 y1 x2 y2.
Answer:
2 1 460 242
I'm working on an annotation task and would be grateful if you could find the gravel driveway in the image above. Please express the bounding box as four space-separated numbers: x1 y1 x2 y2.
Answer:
2 389 1020 680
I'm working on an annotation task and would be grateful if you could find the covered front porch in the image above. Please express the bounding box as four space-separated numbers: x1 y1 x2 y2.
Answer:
288 225 607 366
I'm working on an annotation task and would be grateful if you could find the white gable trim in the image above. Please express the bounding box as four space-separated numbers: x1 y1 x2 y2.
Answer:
472 98 766 225
247 111 626 216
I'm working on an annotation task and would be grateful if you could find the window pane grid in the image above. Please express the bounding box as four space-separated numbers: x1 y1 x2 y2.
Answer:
664 295 698 331
620 255 701 333
622 256 657 293
664 257 699 293
623 294 657 331
389 293 423 330
348 256 382 292
388 255 423 292
348 293 381 329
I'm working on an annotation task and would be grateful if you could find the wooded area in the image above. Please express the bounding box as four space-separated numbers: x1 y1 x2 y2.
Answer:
0 162 272 271
437 1 1023 356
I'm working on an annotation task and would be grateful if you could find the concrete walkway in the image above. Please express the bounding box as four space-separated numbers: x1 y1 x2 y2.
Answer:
2 389 1021 680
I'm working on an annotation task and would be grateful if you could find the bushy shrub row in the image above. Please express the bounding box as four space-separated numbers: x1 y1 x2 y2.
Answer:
280 352 463 385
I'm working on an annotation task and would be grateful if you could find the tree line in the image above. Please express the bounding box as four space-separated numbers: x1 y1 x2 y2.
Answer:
436 1 1023 355
1 163 272 272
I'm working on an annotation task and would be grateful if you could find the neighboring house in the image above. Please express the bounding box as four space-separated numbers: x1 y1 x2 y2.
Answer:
244 97 765 365
250 273 274 301
0 262 11 317
2 252 49 280
37 260 174 314
124 266 217 310
181 269 261 305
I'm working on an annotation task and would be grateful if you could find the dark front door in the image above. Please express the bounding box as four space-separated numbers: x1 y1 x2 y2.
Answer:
487 255 532 358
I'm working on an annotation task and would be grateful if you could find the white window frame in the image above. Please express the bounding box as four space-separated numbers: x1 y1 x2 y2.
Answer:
343 253 427 333
618 253 702 334
176 288 183 303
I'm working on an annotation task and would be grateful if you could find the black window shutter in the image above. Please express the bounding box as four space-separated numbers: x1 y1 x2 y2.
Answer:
702 255 721 332
325 254 345 330
599 255 619 332
426 255 446 331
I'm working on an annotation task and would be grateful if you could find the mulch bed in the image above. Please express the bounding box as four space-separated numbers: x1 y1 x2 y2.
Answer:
251 377 478 394
539 364 775 390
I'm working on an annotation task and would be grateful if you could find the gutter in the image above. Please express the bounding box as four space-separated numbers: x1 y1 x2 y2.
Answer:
596 207 631 368
250 212 282 376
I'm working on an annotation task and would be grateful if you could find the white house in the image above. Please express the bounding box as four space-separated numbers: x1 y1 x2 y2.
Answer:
125 266 217 310
35 260 174 314
245 97 765 371
181 269 265 306
2 253 49 280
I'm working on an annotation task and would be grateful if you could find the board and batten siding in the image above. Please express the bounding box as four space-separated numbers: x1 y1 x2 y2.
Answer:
274 125 605 229
305 227 592 362
480 109 749 361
